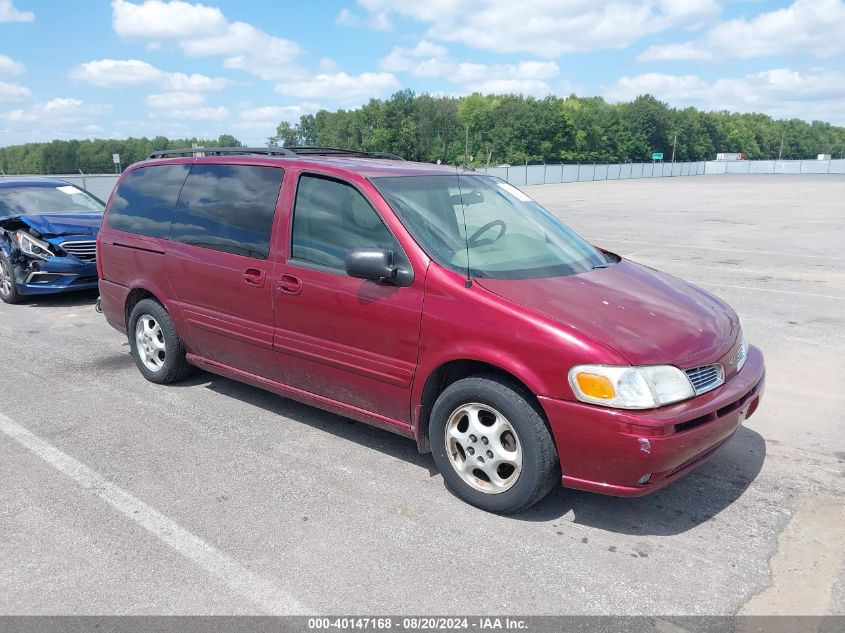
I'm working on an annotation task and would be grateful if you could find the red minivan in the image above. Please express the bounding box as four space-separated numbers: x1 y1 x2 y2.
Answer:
97 147 765 513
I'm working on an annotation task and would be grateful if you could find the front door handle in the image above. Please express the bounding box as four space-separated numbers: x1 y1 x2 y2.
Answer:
242 268 265 288
277 274 302 295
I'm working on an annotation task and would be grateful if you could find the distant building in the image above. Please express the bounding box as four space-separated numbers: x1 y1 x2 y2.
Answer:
715 153 745 161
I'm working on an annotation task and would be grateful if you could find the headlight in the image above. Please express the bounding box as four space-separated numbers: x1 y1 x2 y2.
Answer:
568 364 695 410
16 231 54 260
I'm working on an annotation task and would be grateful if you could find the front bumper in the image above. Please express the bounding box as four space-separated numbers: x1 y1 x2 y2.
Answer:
14 256 99 296
539 345 766 497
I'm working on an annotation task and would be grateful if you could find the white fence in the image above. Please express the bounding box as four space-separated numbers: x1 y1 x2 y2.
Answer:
480 159 845 185
4 159 845 200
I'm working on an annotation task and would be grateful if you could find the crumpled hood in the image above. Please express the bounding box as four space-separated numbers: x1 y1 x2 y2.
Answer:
18 213 102 237
475 259 738 366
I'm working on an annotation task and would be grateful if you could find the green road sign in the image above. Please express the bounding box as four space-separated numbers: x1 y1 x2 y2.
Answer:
652 152 664 160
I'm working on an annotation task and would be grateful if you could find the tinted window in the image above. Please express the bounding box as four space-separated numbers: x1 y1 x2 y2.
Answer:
108 164 189 238
171 164 283 260
292 175 404 269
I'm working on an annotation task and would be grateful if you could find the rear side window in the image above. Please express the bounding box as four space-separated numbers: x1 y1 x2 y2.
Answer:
291 174 403 269
107 164 189 238
171 164 284 259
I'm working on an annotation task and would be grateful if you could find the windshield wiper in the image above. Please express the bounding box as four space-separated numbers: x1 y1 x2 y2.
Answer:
591 262 614 270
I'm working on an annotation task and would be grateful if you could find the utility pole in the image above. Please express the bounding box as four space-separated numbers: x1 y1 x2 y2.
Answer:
464 125 469 168
778 137 784 161
671 132 677 163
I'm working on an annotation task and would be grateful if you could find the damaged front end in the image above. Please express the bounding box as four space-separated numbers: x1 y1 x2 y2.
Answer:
0 216 100 302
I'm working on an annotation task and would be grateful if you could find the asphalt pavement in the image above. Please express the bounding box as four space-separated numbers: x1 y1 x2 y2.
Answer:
1 174 843 615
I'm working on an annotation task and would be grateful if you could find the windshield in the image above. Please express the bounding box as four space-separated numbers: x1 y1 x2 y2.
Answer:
371 174 609 279
0 184 105 217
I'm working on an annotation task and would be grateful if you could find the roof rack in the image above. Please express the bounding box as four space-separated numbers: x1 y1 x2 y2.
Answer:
146 147 296 160
284 147 405 161
146 146 405 161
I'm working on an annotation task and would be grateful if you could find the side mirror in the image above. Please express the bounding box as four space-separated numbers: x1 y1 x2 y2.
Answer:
345 248 398 283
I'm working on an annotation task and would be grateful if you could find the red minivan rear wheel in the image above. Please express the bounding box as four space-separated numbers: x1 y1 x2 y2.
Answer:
430 373 560 514
128 298 193 384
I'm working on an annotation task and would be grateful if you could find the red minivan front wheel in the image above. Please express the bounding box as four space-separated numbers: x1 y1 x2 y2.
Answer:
429 374 560 514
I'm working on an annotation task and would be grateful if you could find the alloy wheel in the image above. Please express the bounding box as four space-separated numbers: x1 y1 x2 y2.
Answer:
0 259 11 298
444 403 523 494
134 314 166 372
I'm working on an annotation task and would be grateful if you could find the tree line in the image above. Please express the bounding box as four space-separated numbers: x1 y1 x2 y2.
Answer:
0 134 243 175
270 92 845 165
1 92 843 174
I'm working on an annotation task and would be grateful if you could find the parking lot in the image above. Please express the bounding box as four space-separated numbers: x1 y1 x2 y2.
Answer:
1 173 843 615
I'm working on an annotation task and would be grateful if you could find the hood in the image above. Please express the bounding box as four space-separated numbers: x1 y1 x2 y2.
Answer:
475 259 738 367
18 213 102 237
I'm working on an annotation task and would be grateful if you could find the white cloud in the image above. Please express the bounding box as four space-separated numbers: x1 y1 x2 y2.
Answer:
380 40 452 77
463 79 553 96
335 7 392 31
229 104 322 145
5 98 111 124
233 103 323 135
69 58 227 91
637 42 714 62
640 0 845 61
275 72 400 103
380 42 559 95
238 104 322 123
0 80 30 102
318 58 339 73
0 0 34 22
707 0 845 58
111 0 226 38
335 8 360 27
368 12 392 31
604 68 845 125
70 59 161 86
145 91 205 108
112 0 301 81
358 0 719 57
153 106 229 121
0 54 25 76
162 72 227 92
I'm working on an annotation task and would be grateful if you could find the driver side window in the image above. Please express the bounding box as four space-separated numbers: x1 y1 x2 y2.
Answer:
291 174 405 271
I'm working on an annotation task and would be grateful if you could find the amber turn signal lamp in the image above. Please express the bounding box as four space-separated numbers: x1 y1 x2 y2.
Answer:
575 373 615 400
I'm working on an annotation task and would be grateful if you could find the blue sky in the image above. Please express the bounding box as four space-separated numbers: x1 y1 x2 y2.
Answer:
1 0 844 147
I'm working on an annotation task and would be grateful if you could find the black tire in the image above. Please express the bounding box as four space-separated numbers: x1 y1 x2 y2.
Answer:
430 373 560 514
0 252 23 304
128 298 193 384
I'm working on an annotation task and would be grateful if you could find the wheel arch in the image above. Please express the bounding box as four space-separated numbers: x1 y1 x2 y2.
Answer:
124 287 161 328
414 357 551 454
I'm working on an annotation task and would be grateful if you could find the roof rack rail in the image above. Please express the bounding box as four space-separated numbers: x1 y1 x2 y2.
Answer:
146 147 296 160
284 147 405 161
145 146 405 161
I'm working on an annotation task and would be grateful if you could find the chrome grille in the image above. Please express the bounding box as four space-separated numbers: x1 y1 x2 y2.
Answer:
685 363 725 395
61 240 97 262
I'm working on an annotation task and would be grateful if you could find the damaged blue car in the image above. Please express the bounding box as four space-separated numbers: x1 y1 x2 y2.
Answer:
0 178 104 304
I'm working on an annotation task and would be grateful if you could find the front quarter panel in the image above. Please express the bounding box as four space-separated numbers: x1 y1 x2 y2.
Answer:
414 264 628 410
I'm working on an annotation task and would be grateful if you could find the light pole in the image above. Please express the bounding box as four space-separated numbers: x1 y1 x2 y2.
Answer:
464 125 469 168
671 132 677 163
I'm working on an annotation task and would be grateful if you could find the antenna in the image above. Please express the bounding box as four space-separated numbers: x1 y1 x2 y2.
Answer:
454 164 472 288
